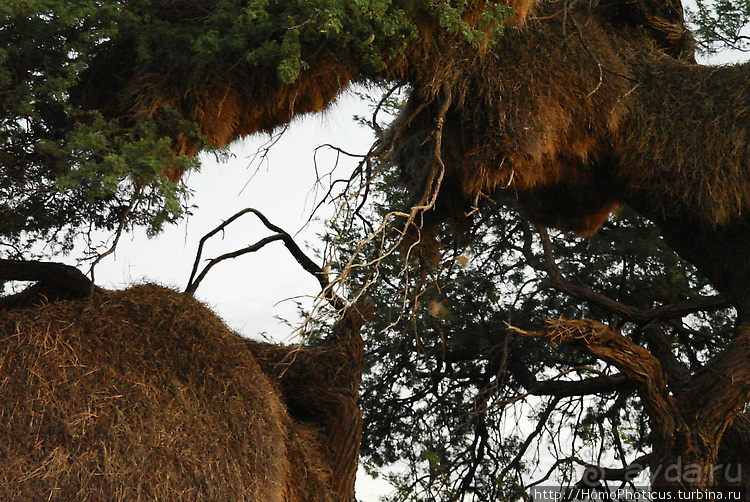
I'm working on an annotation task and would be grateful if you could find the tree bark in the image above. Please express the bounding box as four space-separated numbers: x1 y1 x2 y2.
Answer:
718 412 750 488
0 259 98 308
514 319 750 489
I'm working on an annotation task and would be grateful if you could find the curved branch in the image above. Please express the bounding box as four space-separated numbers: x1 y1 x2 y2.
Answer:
514 319 667 393
574 454 653 484
185 208 344 310
686 325 750 446
185 234 285 296
535 228 729 325
498 397 561 483
510 319 676 442
510 359 634 397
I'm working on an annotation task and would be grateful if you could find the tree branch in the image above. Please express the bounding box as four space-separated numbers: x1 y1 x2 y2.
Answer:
685 324 750 446
639 324 691 393
185 234 286 296
185 208 344 310
574 454 653 483
535 228 729 325
510 319 676 442
0 259 97 308
499 397 561 483
510 361 634 397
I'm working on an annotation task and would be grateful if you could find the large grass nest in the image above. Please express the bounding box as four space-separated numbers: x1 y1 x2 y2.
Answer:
73 0 750 239
385 0 747 237
0 284 364 501
68 0 750 299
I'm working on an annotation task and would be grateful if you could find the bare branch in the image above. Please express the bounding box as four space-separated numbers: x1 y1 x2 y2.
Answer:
512 320 666 391
88 187 141 279
185 208 344 310
185 234 285 296
574 454 653 483
371 84 405 134
499 397 561 483
535 228 729 325
510 359 634 397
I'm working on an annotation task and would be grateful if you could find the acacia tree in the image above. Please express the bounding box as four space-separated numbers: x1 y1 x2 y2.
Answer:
329 176 742 500
2 0 750 497
341 1 749 494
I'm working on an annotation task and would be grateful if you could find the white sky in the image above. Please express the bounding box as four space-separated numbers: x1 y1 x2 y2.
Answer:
94 91 375 339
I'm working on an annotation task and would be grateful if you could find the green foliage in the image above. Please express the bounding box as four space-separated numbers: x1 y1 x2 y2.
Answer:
0 0 512 257
432 0 510 47
688 0 750 54
315 86 735 500
334 171 733 501
0 0 196 255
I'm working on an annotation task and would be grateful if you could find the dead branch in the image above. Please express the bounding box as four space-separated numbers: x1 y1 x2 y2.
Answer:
185 208 344 310
371 83 405 134
185 234 285 296
88 187 142 278
410 82 453 214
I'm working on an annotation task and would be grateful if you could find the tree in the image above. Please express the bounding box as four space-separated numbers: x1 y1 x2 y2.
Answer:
2 0 750 497
0 0 430 255
690 0 750 54
346 1 749 494
332 174 741 500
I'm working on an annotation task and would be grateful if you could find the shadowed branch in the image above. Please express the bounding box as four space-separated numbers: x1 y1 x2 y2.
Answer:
185 208 344 310
0 259 99 309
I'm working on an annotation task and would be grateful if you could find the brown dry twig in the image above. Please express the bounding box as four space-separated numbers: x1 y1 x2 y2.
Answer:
88 187 142 280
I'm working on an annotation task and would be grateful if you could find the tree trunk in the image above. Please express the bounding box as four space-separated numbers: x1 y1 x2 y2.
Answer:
607 40 750 492
621 323 750 490
246 298 374 502
519 318 750 490
718 412 750 488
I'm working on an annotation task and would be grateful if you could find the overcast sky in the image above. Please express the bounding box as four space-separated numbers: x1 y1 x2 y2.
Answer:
94 90 377 338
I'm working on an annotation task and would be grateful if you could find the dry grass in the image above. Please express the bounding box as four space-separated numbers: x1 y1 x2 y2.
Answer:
386 0 748 240
0 284 355 501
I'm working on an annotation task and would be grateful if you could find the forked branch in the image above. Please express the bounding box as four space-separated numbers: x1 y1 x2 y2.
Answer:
532 227 729 326
509 319 674 430
185 208 344 310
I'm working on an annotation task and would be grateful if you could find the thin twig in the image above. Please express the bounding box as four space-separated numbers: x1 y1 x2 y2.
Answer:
88 187 142 283
186 234 285 296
